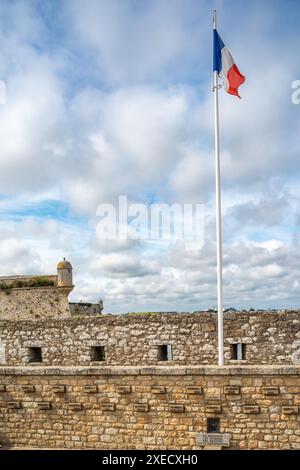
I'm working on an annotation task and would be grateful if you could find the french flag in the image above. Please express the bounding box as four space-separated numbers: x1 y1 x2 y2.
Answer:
213 29 245 98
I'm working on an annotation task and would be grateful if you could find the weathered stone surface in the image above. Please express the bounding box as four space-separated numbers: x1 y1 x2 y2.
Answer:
67 403 83 411
21 385 36 393
169 404 185 413
101 403 116 411
134 403 149 412
186 386 203 394
243 406 260 414
151 386 166 394
0 275 71 320
83 385 98 393
37 402 51 410
224 386 240 395
1 311 300 366
282 406 299 414
262 386 279 395
0 367 300 449
205 404 222 413
52 385 66 394
116 385 131 394
7 401 21 409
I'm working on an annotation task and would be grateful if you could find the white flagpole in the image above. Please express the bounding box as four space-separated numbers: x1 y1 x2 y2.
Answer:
213 10 224 366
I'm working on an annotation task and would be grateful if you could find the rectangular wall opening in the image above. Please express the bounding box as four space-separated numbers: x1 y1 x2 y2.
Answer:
158 344 173 361
207 417 220 434
27 347 43 363
231 343 246 360
91 346 105 362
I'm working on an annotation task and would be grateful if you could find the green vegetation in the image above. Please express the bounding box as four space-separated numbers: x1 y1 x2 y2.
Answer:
0 277 55 290
0 283 10 290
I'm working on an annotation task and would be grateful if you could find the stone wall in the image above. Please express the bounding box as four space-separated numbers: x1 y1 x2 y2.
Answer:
0 311 299 366
0 366 300 450
70 302 103 317
0 275 71 320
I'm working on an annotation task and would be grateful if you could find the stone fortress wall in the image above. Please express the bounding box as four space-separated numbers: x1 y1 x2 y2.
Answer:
0 275 71 320
0 260 102 322
0 311 300 367
1 259 300 450
1 366 300 450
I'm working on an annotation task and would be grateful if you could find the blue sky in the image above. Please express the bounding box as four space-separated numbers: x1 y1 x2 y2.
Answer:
0 0 300 312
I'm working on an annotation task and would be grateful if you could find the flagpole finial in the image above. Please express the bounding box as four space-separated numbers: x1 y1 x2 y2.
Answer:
213 10 217 30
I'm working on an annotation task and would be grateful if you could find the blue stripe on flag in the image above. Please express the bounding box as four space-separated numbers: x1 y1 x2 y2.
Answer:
213 29 225 73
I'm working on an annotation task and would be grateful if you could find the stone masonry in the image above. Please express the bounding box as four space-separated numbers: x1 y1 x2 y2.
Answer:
1 261 300 450
0 366 300 450
0 311 299 366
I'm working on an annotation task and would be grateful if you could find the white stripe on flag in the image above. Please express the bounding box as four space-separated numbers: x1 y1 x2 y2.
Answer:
220 47 235 92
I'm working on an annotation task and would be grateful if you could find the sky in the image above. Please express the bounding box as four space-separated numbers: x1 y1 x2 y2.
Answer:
0 0 300 313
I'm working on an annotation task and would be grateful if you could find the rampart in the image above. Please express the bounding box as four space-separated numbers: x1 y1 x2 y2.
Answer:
0 311 299 366
0 366 300 450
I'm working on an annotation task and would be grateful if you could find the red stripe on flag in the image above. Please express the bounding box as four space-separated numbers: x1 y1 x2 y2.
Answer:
227 64 246 98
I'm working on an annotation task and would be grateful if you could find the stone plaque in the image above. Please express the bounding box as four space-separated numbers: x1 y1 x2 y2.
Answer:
196 433 230 447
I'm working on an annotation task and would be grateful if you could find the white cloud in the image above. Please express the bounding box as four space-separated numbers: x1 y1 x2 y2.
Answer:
0 0 299 312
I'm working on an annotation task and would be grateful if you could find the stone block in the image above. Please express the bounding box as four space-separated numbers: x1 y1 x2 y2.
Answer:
134 403 149 412
0 385 6 392
243 406 260 414
83 385 98 394
224 386 240 395
7 402 21 409
186 386 203 395
116 386 131 394
101 403 116 411
68 403 83 411
151 386 166 394
52 385 66 394
282 406 299 414
205 388 221 400
21 385 36 393
37 402 52 410
262 386 279 396
205 404 222 414
169 404 185 413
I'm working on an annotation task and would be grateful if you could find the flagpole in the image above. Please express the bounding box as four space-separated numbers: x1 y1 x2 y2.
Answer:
213 10 224 366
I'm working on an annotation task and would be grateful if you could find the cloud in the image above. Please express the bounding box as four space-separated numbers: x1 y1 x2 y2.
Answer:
0 0 300 312
66 0 208 85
